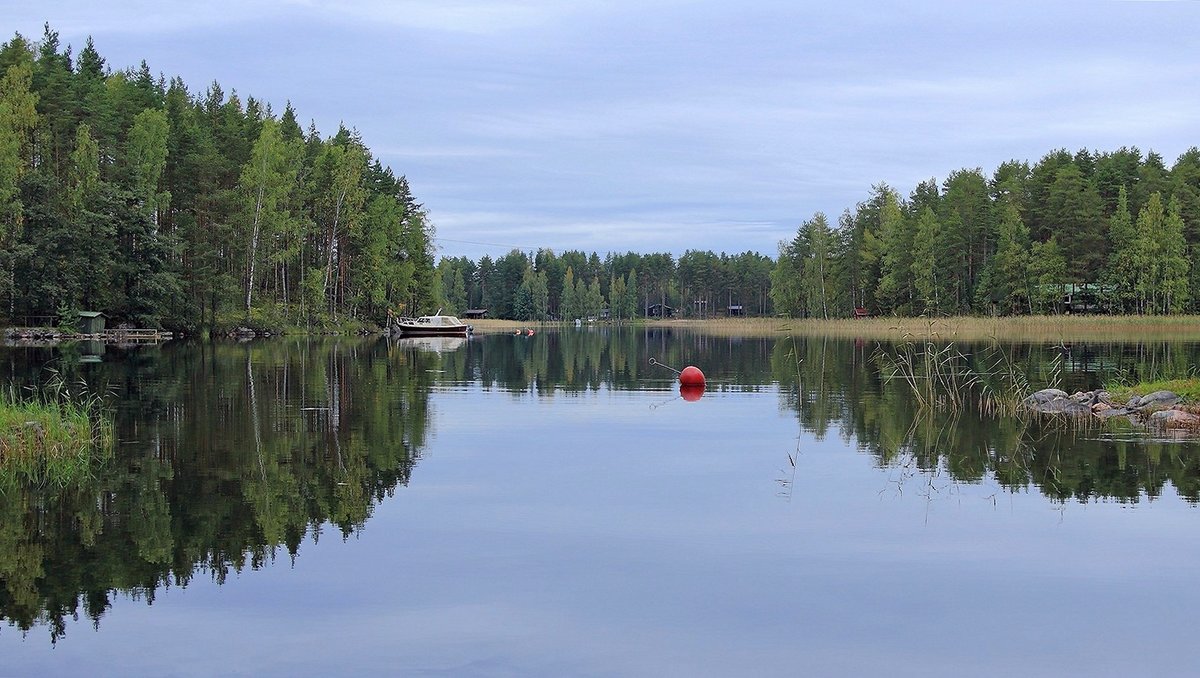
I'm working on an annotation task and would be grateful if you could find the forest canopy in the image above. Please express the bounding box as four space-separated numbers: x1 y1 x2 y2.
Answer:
432 144 1200 321
5 27 1200 327
0 25 436 332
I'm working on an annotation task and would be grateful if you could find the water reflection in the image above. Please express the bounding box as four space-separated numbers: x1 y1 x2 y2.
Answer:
1 339 434 641
2 330 1198 641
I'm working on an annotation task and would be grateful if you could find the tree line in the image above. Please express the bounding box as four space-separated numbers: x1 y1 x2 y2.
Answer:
773 148 1200 318
435 148 1200 321
7 29 1200 328
433 249 774 320
0 26 435 332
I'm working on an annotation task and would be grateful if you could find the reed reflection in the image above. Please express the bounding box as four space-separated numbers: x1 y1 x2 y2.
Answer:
0 339 434 641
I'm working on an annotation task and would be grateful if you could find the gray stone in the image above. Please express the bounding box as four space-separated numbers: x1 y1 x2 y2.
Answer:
1134 390 1179 411
1096 407 1131 419
1148 409 1200 428
1030 397 1092 416
1025 388 1068 406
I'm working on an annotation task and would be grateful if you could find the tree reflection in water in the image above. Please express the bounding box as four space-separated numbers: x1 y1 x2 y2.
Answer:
2 330 1198 640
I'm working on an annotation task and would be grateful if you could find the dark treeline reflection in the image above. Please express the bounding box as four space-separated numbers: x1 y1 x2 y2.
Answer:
432 328 777 394
0 338 435 641
448 328 1200 504
772 335 1200 504
3 331 1199 640
422 328 1200 506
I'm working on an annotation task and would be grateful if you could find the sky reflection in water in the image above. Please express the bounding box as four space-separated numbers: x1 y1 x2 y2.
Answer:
2 331 1198 677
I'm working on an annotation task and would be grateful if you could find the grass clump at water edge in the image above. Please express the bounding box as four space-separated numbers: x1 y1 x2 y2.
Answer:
0 384 113 487
1104 377 1200 405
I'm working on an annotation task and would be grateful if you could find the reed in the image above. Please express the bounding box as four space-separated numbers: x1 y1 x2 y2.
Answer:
641 315 1200 342
0 374 113 487
871 321 1033 416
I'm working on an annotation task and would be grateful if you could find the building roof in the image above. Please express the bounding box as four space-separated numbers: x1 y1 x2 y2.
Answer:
78 311 108 318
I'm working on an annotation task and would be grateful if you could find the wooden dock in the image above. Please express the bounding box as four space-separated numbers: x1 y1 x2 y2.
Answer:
3 327 173 344
100 328 172 342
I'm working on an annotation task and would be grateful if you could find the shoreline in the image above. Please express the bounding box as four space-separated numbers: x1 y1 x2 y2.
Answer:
473 315 1200 341
12 314 1200 343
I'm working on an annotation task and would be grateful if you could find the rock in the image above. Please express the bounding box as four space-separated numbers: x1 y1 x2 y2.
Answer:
1030 397 1092 416
1025 388 1068 406
1134 390 1179 411
1148 409 1200 428
1091 402 1111 412
1094 390 1114 405
1096 407 1131 420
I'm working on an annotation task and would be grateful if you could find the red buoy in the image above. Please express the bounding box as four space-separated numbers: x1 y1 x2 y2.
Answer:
679 365 705 386
679 383 705 402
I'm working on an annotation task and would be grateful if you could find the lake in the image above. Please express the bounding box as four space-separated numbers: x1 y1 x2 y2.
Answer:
2 329 1199 677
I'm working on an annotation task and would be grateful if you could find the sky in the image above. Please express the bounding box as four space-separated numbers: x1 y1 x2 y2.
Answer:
6 1 1200 261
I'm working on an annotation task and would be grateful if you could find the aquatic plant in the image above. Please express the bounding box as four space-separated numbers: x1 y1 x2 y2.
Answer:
0 371 113 487
872 322 1032 416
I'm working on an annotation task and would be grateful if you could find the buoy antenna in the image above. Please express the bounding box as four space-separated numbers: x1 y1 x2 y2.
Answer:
648 357 682 375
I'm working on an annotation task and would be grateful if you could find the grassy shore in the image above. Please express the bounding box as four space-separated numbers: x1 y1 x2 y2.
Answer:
648 315 1200 341
474 315 1200 341
1105 378 1200 404
0 392 113 486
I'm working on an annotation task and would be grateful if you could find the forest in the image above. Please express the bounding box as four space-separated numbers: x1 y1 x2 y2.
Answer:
772 148 1200 319
6 28 1200 328
0 26 436 333
432 146 1200 321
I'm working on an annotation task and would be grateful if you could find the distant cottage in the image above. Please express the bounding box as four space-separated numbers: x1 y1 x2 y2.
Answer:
77 311 107 334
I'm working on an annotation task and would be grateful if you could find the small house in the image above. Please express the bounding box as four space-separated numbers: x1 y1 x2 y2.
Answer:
727 305 744 317
647 303 676 318
78 311 108 334
463 309 488 319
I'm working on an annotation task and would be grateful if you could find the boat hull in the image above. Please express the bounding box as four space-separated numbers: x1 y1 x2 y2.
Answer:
390 313 472 337
396 325 469 337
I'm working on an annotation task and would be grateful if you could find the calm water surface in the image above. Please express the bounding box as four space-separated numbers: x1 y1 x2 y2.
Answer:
2 330 1199 677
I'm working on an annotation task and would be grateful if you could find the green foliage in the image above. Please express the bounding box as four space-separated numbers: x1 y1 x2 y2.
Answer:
0 371 113 489
1029 237 1067 313
0 28 437 332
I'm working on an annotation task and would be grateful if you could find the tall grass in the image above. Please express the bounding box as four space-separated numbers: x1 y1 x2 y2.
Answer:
873 322 1033 416
643 314 1200 341
0 371 113 487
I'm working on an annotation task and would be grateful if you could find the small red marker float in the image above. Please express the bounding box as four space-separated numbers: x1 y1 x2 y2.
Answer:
649 357 707 389
679 365 705 386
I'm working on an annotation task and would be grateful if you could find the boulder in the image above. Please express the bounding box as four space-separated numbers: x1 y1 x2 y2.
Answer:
1148 409 1200 428
1025 388 1068 406
1133 390 1179 411
1029 397 1092 416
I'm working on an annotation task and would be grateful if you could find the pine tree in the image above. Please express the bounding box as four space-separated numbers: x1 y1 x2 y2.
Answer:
802 213 834 318
609 274 625 320
874 191 912 315
1029 237 1067 313
1133 193 1165 313
1104 187 1137 312
911 207 947 314
1159 195 1189 313
982 203 1032 314
560 266 577 321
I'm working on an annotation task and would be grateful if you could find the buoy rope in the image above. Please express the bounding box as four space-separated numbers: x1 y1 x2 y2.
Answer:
648 357 682 375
